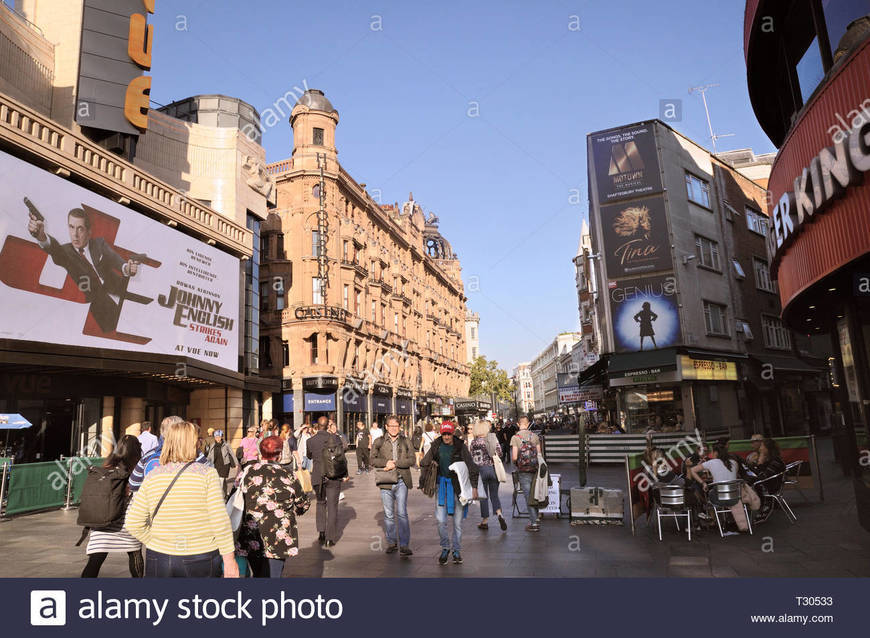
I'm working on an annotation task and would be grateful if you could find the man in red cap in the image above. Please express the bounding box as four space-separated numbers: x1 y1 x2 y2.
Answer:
420 420 479 565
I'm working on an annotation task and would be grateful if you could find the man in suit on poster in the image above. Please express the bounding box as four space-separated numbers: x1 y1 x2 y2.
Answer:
27 205 140 333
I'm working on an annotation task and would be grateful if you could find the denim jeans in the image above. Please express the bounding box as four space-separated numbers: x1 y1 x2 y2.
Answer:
517 471 538 521
435 494 464 551
268 558 285 578
479 465 502 518
144 548 221 577
380 478 410 547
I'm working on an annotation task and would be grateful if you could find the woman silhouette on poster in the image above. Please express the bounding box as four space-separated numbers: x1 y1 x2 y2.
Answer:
633 301 658 350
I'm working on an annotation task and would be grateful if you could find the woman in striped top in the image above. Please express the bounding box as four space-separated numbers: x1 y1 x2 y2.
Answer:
126 420 238 578
81 435 143 577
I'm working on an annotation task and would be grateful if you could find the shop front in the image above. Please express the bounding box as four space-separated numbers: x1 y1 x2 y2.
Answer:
396 387 413 430
455 399 491 429
302 376 337 425
372 383 393 428
342 377 369 439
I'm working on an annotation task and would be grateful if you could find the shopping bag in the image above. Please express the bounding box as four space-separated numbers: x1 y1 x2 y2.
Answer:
493 455 507 483
296 468 313 493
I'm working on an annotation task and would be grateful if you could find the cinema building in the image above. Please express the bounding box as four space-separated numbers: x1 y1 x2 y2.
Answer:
743 1 870 524
583 119 829 437
259 90 470 438
0 1 275 460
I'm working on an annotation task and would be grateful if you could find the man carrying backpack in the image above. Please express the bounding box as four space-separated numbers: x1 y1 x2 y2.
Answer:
306 416 348 548
511 416 543 532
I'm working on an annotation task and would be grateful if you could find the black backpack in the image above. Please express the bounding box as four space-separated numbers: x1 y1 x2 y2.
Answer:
321 435 348 480
77 465 129 528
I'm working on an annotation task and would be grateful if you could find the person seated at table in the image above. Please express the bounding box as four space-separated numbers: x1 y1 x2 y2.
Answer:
687 442 739 505
749 438 786 520
746 434 764 465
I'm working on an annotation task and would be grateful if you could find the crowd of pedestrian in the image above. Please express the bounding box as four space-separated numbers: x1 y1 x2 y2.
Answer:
75 412 550 578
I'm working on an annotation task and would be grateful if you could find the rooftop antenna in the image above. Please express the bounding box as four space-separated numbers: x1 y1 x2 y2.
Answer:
688 83 734 153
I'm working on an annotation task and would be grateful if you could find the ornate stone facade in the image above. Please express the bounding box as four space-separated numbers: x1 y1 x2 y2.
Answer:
261 90 469 433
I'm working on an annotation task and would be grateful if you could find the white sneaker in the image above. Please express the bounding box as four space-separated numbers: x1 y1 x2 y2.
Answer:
722 531 739 536
339 493 346 502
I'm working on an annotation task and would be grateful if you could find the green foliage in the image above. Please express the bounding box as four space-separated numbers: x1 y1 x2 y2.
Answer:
468 356 515 401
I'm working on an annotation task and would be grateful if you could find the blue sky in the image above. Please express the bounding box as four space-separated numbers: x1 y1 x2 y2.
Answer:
148 0 775 373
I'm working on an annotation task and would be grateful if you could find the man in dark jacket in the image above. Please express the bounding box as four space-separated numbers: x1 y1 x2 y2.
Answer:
420 421 479 565
354 421 371 473
371 416 416 556
306 416 347 547
206 429 240 497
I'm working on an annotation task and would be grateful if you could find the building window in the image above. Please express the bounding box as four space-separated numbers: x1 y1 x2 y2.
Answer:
311 230 321 257
259 281 269 311
355 289 362 315
762 315 792 350
245 213 260 374
313 127 324 146
703 301 728 336
276 233 284 259
343 284 349 310
260 234 269 259
402 314 406 336
470 326 476 340
371 299 376 322
394 312 399 333
276 282 285 310
342 240 349 261
732 259 746 280
282 340 289 367
746 208 769 236
695 235 721 270
306 334 319 365
381 304 386 327
753 257 777 293
685 172 710 207
312 277 323 304
736 319 754 341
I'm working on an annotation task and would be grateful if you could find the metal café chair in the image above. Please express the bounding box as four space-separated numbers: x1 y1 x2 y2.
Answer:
655 484 692 541
754 469 797 523
511 471 528 518
782 460 806 501
709 480 753 537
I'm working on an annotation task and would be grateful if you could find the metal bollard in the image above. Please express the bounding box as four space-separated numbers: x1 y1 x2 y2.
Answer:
63 457 74 510
0 462 8 519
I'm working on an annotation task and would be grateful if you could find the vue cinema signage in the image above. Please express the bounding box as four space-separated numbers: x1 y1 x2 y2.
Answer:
768 120 870 270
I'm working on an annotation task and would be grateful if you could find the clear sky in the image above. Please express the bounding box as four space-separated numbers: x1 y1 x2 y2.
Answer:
148 0 775 373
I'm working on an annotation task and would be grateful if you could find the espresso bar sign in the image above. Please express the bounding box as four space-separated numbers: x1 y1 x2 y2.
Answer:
768 120 870 271
294 305 350 322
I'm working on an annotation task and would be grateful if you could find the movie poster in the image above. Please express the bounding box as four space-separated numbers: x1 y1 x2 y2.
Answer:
590 123 663 203
609 274 681 353
0 150 240 371
600 195 673 278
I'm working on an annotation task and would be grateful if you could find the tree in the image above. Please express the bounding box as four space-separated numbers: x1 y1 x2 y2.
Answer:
468 356 515 401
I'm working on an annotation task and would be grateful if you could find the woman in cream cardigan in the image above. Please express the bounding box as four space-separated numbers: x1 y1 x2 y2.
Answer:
126 420 238 577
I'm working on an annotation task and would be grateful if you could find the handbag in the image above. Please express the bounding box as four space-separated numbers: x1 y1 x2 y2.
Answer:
375 469 399 485
226 487 244 532
145 460 195 529
492 454 507 483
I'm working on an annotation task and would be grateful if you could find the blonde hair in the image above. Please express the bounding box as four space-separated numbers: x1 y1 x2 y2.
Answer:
160 420 198 465
472 420 491 438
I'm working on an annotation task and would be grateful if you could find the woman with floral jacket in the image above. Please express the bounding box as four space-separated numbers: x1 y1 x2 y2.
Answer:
237 436 310 578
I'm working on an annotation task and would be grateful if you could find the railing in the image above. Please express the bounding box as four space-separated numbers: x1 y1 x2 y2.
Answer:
0 92 252 256
265 158 294 175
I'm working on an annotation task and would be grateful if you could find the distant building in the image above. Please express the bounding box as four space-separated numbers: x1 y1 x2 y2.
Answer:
573 219 600 371
512 362 534 415
529 333 582 415
465 310 480 363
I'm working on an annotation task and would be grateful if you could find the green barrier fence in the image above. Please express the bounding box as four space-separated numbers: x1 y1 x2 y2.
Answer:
4 461 68 516
0 458 12 467
1 457 104 516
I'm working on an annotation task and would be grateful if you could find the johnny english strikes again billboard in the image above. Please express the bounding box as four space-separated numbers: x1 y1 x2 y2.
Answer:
0 150 240 371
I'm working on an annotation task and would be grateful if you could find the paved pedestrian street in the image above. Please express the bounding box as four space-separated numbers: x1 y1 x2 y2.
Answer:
1 441 869 578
